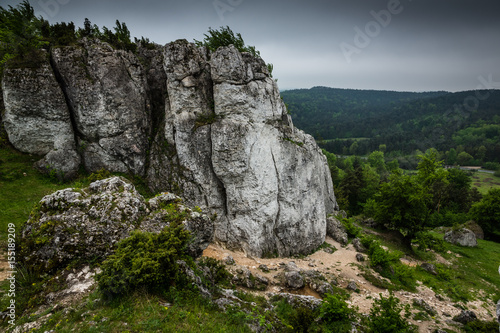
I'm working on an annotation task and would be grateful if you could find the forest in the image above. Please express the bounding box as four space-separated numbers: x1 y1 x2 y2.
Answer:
281 86 500 166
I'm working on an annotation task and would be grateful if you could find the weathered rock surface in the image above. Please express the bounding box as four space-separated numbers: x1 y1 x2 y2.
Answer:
453 310 477 324
147 41 338 257
4 38 338 258
326 216 348 246
2 53 80 179
51 39 150 175
444 228 477 247
20 177 213 271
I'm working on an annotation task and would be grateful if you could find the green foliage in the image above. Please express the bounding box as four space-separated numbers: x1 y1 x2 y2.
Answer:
463 320 500 332
469 188 500 241
364 293 417 333
340 217 362 238
320 294 357 328
412 231 445 252
371 169 431 242
0 1 48 70
194 26 260 57
97 224 191 297
281 87 500 162
87 168 113 182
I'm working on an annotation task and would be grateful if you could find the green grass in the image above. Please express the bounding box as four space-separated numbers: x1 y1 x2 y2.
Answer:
470 171 500 195
12 289 252 333
0 147 73 243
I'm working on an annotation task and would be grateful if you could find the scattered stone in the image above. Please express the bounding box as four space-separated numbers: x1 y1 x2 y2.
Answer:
269 293 322 310
420 263 438 276
285 271 304 289
285 262 299 272
223 255 235 265
453 310 477 324
347 281 358 291
444 228 477 247
259 264 269 272
356 253 365 262
361 217 378 228
412 298 437 316
326 216 348 246
323 246 335 254
352 238 367 253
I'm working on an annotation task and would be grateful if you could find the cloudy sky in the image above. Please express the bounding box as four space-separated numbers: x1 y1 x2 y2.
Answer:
4 0 500 92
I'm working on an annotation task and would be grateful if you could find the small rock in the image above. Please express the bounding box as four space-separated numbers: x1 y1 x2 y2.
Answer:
223 255 235 265
453 310 477 324
412 298 437 316
285 271 304 289
355 253 365 262
352 238 366 253
420 263 438 275
259 264 269 272
347 281 358 291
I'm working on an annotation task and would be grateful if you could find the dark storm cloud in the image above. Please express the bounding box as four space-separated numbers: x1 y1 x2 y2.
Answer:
2 0 500 92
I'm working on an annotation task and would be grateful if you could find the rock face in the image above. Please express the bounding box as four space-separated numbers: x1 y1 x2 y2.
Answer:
51 39 150 175
444 228 478 247
20 177 213 272
1 52 80 180
148 41 338 257
3 38 338 257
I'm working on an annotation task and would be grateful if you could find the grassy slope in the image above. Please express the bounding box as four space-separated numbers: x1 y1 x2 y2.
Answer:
471 171 500 195
1 144 500 332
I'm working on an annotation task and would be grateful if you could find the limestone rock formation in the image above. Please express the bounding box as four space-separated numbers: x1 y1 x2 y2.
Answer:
3 37 337 258
148 41 338 257
326 216 348 246
20 177 213 272
1 52 80 179
444 228 477 247
51 39 150 175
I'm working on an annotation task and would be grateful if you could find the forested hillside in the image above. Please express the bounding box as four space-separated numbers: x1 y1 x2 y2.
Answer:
281 87 500 163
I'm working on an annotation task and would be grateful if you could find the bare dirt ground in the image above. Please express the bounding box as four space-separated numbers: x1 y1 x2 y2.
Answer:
0 250 10 282
203 236 498 333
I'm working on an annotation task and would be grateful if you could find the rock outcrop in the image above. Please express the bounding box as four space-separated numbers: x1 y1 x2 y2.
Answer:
148 41 338 257
20 177 214 272
3 38 337 257
1 52 80 180
444 228 477 247
51 39 150 175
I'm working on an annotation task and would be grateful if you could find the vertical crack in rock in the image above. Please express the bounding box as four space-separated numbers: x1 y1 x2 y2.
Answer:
49 52 83 148
270 148 285 254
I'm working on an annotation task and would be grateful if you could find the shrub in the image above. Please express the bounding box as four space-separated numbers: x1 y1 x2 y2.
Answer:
469 188 500 241
412 232 445 253
365 293 417 333
320 293 357 331
194 26 260 57
96 223 191 297
341 218 362 239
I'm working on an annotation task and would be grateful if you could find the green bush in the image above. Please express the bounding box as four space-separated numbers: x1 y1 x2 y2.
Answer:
96 223 191 297
194 26 260 57
319 293 357 331
340 218 362 238
365 293 417 333
367 241 401 268
463 319 499 332
412 232 445 253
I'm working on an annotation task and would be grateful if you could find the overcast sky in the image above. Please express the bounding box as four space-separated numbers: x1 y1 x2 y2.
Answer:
4 0 500 92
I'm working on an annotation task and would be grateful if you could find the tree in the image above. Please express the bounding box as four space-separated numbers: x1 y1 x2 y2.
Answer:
368 150 387 175
447 148 458 165
372 170 431 244
349 141 359 155
416 149 449 213
0 1 47 68
194 26 260 57
469 189 500 241
457 151 473 165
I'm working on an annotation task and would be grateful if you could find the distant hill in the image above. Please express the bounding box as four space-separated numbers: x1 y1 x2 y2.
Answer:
281 86 500 162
